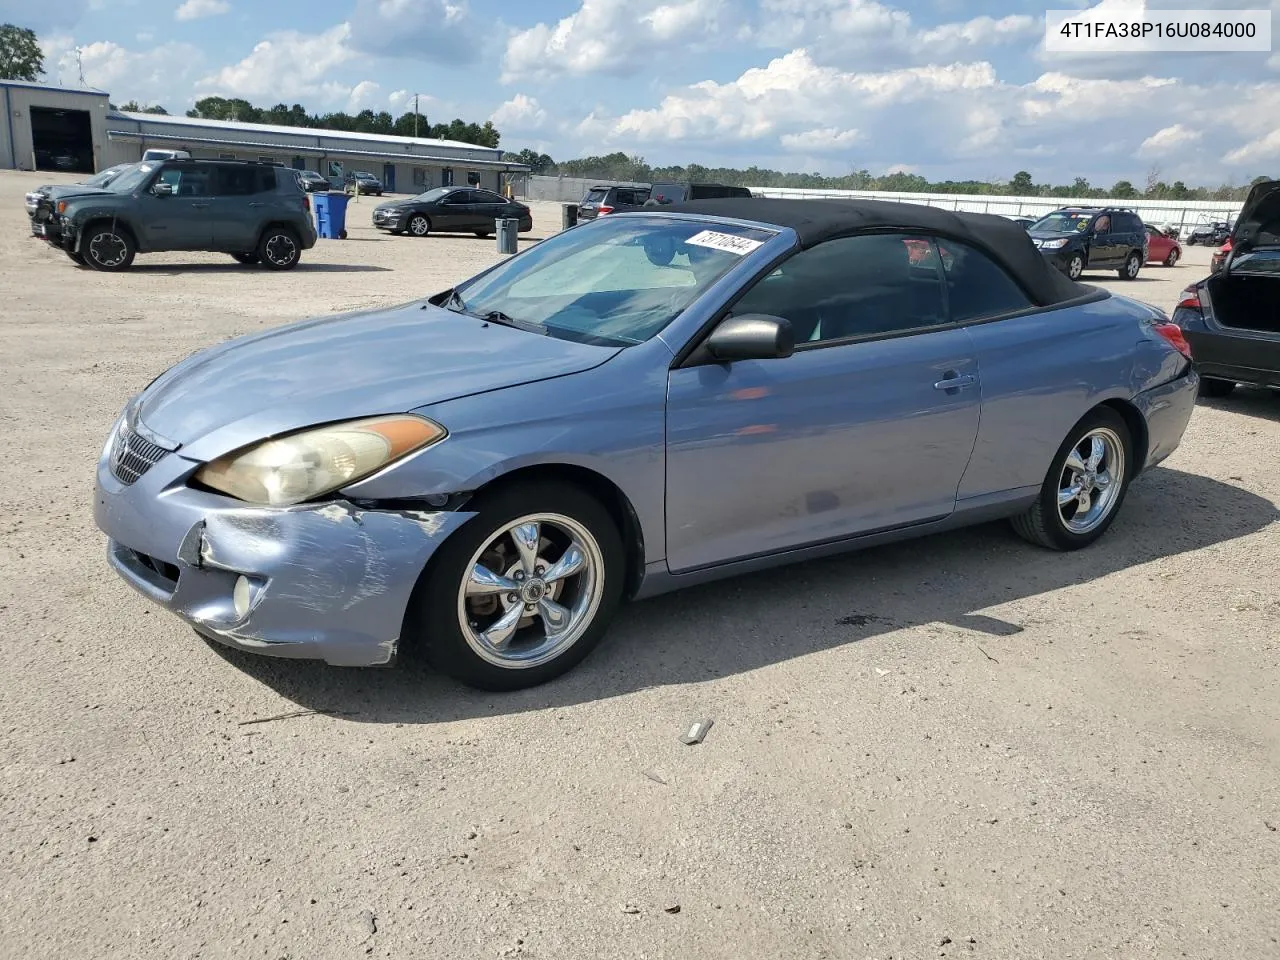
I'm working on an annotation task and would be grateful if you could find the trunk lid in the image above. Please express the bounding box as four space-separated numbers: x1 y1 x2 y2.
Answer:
1230 178 1280 255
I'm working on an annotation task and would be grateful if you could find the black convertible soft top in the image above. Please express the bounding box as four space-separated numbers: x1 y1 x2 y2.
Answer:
664 197 1098 307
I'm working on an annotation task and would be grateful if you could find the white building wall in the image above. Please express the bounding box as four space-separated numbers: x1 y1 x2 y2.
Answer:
0 82 110 171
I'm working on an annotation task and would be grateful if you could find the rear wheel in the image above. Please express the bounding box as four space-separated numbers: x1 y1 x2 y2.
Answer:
405 480 625 691
1119 251 1141 280
1066 253 1084 280
231 253 260 265
1199 378 1236 398
257 227 301 270
83 225 136 272
1164 248 1180 267
474 230 491 238
408 214 430 237
1011 408 1132 551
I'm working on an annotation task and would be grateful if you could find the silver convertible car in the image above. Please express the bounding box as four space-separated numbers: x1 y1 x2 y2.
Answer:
95 199 1199 690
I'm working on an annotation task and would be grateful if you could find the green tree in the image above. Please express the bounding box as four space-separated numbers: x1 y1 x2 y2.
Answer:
118 100 168 114
0 23 43 81
1009 170 1035 195
1110 180 1138 199
505 148 554 174
1072 176 1090 195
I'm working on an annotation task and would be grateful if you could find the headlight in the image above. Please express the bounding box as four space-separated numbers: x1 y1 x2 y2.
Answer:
1039 238 1069 249
194 414 446 507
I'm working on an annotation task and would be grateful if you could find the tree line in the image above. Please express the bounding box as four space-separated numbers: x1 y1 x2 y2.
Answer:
502 150 1267 203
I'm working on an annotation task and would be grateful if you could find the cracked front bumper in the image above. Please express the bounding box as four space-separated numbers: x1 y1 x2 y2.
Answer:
94 434 476 666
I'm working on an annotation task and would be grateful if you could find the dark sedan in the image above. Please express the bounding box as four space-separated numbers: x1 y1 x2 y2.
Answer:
297 170 331 193
372 186 533 238
1173 179 1280 398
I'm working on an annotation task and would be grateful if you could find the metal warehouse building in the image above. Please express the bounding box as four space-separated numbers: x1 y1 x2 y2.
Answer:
3 80 527 193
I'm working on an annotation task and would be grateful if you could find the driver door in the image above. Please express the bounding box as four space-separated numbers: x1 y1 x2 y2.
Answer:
664 233 982 572
137 165 215 250
437 190 476 231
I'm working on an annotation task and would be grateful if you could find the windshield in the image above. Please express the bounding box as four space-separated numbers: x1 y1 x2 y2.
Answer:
104 162 158 194
450 215 777 346
413 187 451 202
84 163 133 187
1031 212 1093 234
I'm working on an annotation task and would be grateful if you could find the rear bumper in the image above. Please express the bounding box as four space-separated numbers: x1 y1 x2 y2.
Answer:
1133 369 1199 472
1183 325 1280 390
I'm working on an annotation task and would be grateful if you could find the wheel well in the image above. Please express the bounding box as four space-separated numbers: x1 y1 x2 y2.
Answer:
472 464 647 600
256 221 301 246
78 217 136 251
1099 399 1148 474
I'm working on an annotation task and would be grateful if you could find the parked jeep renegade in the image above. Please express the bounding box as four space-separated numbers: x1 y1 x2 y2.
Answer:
31 158 318 272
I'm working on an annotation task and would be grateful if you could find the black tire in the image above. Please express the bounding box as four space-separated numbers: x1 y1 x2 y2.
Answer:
408 214 431 237
231 253 260 265
1164 248 1179 267
257 226 301 270
1199 377 1236 398
1011 407 1133 551
339 230 348 240
1065 253 1084 281
474 231 491 238
404 480 626 691
82 223 136 272
1118 251 1141 280
64 247 86 266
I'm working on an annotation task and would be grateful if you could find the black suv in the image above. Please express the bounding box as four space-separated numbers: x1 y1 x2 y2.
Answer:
577 184 651 220
1027 206 1148 281
645 182 754 205
30 158 318 271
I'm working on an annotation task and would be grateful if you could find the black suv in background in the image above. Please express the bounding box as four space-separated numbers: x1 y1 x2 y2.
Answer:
31 158 318 271
1028 206 1148 281
645 182 754 205
577 185 651 220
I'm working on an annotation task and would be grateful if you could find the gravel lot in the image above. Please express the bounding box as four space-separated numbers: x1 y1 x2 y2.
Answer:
1 170 1277 960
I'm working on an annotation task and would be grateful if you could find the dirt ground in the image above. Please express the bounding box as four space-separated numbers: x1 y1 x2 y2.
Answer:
1 170 1277 960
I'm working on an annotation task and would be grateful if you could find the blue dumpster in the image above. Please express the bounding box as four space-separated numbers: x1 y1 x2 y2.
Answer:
313 191 349 240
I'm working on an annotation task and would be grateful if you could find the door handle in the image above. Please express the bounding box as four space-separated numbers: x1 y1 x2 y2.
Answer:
248 202 266 207
191 202 209 209
934 373 976 391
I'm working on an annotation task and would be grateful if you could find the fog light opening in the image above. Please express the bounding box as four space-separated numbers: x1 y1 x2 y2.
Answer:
233 575 252 620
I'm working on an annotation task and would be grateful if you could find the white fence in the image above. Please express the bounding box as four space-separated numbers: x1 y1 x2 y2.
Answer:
751 187 1242 236
515 176 1244 237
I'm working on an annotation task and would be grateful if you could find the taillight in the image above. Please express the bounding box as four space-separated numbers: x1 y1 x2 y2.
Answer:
597 205 614 215
1176 284 1201 311
303 195 310 212
1153 321 1192 360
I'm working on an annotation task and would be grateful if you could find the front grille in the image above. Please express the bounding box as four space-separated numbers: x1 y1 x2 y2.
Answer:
109 419 168 485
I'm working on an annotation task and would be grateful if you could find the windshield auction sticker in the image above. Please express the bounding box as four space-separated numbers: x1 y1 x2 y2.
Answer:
1045 8 1270 52
685 230 764 255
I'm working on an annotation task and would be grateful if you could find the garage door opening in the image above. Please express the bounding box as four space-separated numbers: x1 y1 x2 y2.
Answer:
30 107 94 174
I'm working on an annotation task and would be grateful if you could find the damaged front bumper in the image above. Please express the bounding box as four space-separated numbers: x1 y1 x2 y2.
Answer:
94 434 476 666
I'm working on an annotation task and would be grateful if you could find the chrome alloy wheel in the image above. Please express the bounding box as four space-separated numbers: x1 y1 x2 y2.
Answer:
456 513 605 669
1125 253 1141 278
264 233 298 267
88 232 128 267
1058 426 1125 534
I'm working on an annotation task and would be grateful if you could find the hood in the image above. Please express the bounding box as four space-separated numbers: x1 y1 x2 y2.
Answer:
136 302 622 457
1230 179 1280 253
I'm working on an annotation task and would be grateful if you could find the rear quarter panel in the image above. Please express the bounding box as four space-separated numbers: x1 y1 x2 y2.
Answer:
958 296 1157 499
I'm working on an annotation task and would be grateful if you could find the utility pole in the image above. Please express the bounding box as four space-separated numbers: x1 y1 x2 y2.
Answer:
414 94 418 137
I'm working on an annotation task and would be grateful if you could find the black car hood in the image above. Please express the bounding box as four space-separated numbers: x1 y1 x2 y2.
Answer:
1231 179 1280 253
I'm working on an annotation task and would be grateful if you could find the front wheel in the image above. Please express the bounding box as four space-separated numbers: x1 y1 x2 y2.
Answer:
1065 253 1084 281
1199 378 1236 398
1119 251 1141 280
408 214 430 237
83 225 136 271
1011 408 1132 551
405 481 625 690
257 227 301 270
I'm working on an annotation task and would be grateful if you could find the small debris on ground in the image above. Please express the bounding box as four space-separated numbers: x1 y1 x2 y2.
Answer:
621 904 640 915
642 769 668 785
679 719 714 746
663 903 681 914
359 909 377 937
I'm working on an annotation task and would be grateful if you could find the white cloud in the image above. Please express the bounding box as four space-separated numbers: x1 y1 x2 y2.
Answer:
490 94 548 133
346 80 380 111
42 34 205 105
779 127 861 152
1139 124 1203 156
175 0 229 21
196 25 357 104
502 0 737 81
345 0 478 64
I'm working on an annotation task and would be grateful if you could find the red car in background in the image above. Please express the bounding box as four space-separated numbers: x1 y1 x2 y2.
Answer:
1211 236 1232 273
1144 224 1182 267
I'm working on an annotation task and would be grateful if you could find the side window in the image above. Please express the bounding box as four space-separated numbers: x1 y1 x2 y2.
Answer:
730 233 947 345
1093 214 1112 233
937 239 1035 322
476 190 507 204
216 165 271 196
615 189 634 205
156 166 212 196
1124 214 1143 233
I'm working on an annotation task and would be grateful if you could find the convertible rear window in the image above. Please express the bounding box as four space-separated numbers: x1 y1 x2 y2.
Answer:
452 215 777 345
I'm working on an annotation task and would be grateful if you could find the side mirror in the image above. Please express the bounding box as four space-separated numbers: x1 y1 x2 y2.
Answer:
706 314 795 362
151 182 174 196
